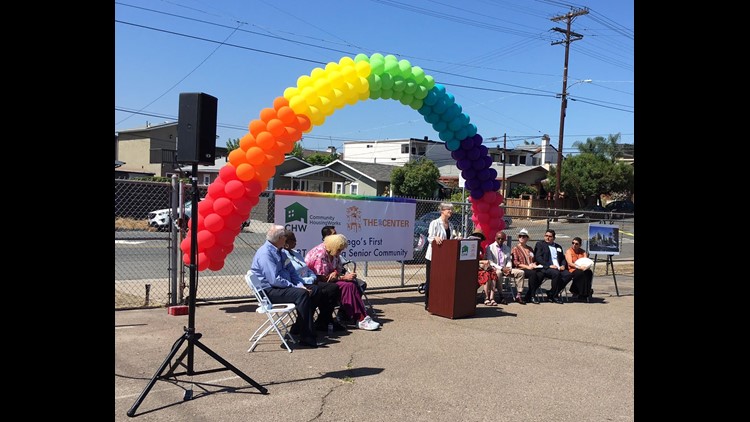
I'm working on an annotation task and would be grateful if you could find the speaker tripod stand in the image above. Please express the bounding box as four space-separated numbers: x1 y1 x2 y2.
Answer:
127 167 267 418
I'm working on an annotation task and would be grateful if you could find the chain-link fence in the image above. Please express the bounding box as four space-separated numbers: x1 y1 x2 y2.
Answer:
115 179 634 310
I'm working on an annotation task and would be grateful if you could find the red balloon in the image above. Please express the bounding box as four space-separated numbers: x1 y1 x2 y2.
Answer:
197 252 210 271
196 229 216 251
245 180 262 198
205 244 225 262
224 211 245 230
214 228 236 247
208 258 224 271
180 237 192 255
219 165 239 183
224 179 246 199
213 197 234 216
482 191 497 203
204 213 225 233
182 252 191 266
207 178 226 198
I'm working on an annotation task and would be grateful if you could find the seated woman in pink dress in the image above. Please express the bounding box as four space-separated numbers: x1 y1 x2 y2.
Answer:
305 234 380 331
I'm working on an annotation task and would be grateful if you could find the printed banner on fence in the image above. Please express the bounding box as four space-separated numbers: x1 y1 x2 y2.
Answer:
274 191 417 261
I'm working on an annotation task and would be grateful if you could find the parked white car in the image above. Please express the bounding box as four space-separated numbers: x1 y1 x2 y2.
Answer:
147 202 194 231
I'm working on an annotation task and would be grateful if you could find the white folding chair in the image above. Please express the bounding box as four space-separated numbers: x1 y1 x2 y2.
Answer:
245 271 297 353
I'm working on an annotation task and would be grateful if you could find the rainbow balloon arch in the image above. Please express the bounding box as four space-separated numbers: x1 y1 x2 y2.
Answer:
181 53 507 271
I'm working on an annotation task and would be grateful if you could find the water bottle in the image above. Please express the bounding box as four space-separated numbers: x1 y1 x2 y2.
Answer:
327 322 333 335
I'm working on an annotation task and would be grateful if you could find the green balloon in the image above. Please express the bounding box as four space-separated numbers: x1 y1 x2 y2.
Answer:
380 73 393 90
411 66 425 83
423 75 435 90
354 53 370 63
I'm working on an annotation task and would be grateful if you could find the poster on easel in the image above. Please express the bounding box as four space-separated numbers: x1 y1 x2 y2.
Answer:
588 224 620 255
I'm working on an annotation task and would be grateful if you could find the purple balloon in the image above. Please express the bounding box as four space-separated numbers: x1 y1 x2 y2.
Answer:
481 180 494 191
478 145 488 156
467 147 481 160
451 148 466 160
456 158 471 170
472 158 486 171
492 180 501 191
462 168 476 180
461 138 474 150
488 168 497 179
466 179 480 190
470 189 484 199
477 168 491 181
483 155 493 167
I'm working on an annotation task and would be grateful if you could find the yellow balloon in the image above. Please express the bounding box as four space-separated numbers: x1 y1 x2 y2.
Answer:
314 77 332 98
327 71 344 90
318 96 334 116
356 76 370 94
283 86 299 100
339 56 355 68
358 89 370 101
289 95 309 114
310 67 326 80
355 60 371 78
309 105 325 126
324 62 340 73
331 88 346 109
301 86 320 107
297 74 313 89
341 65 357 83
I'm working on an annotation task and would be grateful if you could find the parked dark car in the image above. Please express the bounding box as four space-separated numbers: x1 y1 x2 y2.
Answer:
564 205 608 223
605 200 635 219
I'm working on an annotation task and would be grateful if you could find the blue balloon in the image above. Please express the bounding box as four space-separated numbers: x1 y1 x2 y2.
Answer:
466 125 478 137
445 139 461 151
438 129 455 142
454 127 469 143
434 84 446 95
433 120 448 133
423 90 438 106
418 104 432 116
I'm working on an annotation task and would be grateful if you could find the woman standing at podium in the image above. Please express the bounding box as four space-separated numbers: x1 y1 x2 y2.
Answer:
424 203 457 311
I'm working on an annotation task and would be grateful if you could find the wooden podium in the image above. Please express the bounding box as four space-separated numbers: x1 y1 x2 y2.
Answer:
428 238 479 319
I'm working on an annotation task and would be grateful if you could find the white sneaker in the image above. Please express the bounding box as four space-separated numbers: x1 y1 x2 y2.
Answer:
357 316 380 331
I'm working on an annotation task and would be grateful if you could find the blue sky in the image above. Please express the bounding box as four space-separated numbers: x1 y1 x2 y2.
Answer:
115 0 634 155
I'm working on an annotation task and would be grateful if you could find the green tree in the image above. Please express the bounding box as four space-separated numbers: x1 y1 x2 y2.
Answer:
305 152 339 165
226 138 240 153
290 142 304 159
547 153 633 207
391 158 441 198
572 133 624 163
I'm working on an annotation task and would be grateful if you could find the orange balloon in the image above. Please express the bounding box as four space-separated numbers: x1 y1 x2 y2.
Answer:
285 126 302 142
259 107 277 123
228 148 248 167
255 131 276 150
266 119 286 137
245 146 266 166
255 164 276 182
277 106 297 125
273 96 289 110
297 115 311 132
239 133 256 150
267 152 285 166
249 120 266 137
236 163 256 181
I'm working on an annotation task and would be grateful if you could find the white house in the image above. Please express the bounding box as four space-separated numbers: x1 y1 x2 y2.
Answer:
342 137 452 166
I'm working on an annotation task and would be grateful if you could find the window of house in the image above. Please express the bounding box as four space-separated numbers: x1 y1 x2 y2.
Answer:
417 146 426 155
519 156 527 165
334 182 343 194
401 144 409 154
350 183 358 195
531 157 539 166
293 180 309 191
203 175 211 185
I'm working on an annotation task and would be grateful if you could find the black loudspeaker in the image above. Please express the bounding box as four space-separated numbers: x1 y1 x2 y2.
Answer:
177 92 218 165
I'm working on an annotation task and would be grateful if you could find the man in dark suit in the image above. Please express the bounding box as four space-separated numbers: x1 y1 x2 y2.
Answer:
533 229 570 304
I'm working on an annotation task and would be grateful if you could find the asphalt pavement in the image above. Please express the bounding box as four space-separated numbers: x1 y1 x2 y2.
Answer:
115 271 634 421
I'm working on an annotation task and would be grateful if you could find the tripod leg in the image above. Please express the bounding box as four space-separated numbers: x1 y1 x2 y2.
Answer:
127 333 189 417
192 339 268 394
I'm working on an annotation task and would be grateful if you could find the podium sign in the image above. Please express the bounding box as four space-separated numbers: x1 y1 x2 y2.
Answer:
428 239 479 319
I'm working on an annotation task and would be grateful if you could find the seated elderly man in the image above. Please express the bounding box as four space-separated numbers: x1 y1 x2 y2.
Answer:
250 225 320 348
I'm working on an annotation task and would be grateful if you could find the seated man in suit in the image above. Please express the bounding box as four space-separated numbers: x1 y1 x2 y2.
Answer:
533 229 570 304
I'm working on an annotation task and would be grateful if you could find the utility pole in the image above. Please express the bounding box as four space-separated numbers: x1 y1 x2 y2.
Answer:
502 133 507 199
551 7 588 211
